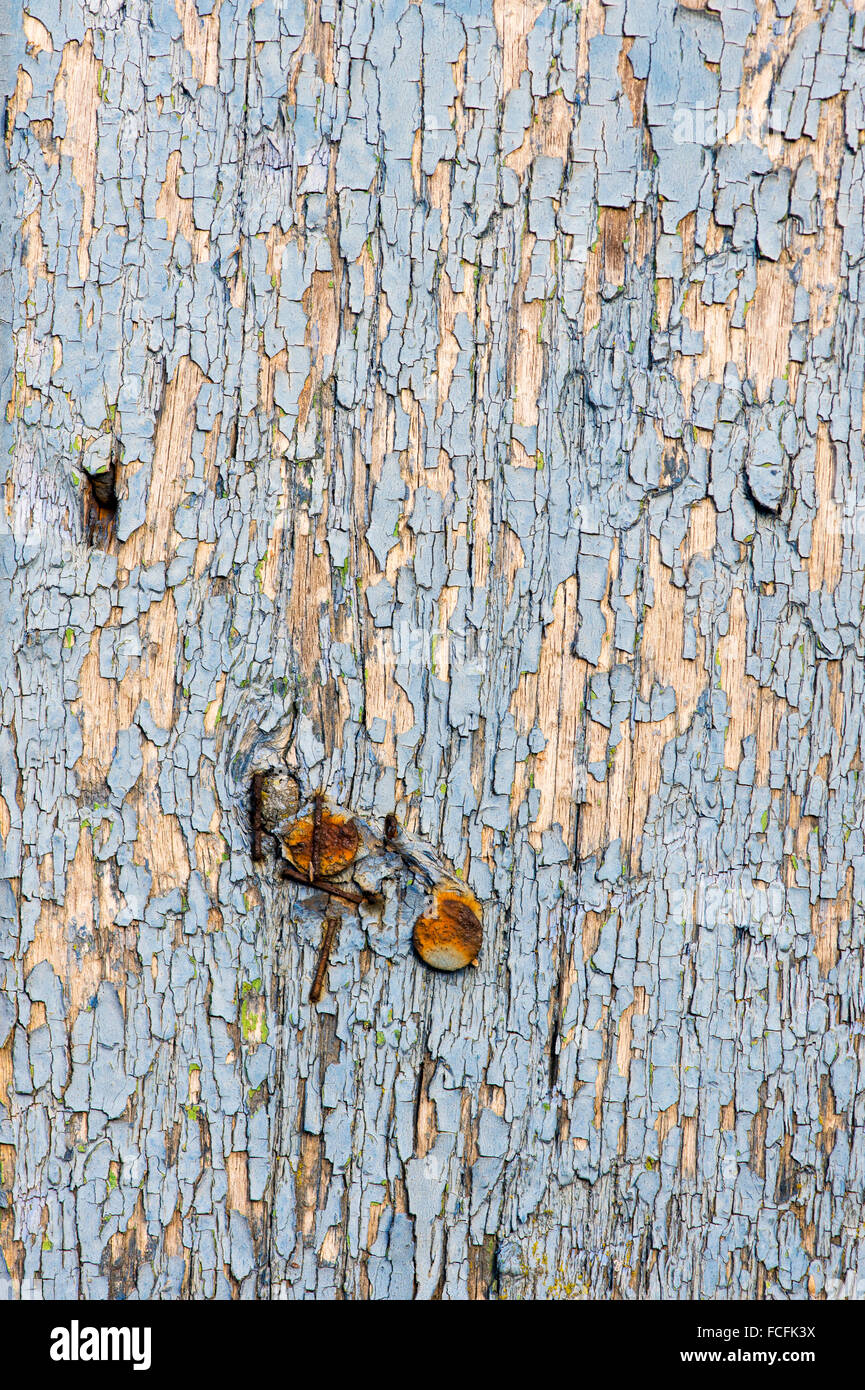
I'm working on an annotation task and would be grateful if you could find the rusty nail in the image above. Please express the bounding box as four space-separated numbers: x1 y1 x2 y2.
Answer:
309 792 323 884
309 914 341 1003
250 772 264 862
279 861 365 907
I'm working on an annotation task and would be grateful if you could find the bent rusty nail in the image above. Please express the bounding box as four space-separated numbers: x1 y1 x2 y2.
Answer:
279 861 365 906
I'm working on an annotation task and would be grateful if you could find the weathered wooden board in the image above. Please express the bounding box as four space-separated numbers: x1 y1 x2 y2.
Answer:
1 0 864 1299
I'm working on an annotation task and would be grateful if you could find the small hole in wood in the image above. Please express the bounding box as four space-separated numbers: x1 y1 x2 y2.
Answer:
83 446 118 546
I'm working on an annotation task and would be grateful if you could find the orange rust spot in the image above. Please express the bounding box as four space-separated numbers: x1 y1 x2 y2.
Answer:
283 810 359 878
413 886 483 972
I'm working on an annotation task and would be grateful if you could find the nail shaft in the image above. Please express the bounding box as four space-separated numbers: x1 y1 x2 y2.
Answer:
309 915 340 1003
250 772 264 862
310 793 322 883
279 861 365 906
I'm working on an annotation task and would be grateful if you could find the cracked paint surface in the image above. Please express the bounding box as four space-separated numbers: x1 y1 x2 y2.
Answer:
1 0 865 1299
